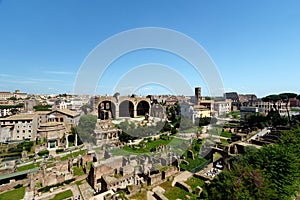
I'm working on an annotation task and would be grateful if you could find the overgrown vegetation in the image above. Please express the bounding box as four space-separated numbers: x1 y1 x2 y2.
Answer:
0 103 24 110
75 114 97 144
180 139 207 172
37 149 49 157
33 104 52 111
114 135 189 155
17 162 40 171
207 126 300 200
7 141 34 153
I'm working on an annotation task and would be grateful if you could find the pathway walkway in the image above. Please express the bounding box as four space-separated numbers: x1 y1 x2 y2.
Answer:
171 171 193 186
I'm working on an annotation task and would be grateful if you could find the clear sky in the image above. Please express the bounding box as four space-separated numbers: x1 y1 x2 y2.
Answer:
0 0 299 97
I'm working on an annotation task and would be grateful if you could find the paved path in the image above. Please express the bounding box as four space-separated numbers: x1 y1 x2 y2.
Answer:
172 171 193 186
79 182 94 200
200 133 230 141
147 191 156 200
250 128 270 140
23 191 34 200
35 184 80 200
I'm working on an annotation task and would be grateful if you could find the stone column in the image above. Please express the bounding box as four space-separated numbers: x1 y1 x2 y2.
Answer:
115 103 119 119
65 133 69 148
133 105 137 118
75 133 78 146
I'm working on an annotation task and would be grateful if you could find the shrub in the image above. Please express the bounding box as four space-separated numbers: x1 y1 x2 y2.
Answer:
56 149 64 153
37 150 49 157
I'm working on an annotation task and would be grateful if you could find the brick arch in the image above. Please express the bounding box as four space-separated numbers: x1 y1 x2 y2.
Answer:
119 100 134 118
98 100 116 120
136 100 150 116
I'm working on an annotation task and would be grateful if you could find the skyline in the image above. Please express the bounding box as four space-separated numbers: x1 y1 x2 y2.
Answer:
0 1 300 97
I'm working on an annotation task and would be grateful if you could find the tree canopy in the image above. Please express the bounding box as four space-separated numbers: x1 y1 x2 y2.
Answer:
76 114 97 144
207 127 300 199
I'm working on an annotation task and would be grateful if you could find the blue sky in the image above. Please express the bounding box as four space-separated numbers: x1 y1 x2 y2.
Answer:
0 0 299 97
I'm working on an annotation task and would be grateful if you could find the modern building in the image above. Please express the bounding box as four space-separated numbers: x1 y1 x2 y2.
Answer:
0 92 13 100
0 113 38 141
214 100 231 117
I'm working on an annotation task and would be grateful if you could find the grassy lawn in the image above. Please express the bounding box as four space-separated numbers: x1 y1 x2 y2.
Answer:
0 186 25 200
179 126 198 133
73 166 85 176
180 156 207 172
130 189 147 200
226 111 240 119
160 180 197 200
290 108 300 112
112 136 189 156
17 162 40 171
50 189 73 200
186 176 205 191
110 148 133 156
220 131 232 138
220 138 229 145
75 180 83 186
208 127 222 135
179 139 207 172
60 149 87 161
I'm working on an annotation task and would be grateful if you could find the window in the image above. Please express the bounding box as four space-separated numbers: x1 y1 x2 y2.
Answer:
23 130 25 133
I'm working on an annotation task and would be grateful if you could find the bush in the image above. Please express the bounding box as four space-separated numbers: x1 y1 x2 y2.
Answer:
56 149 64 153
13 184 23 189
37 150 49 157
37 178 75 193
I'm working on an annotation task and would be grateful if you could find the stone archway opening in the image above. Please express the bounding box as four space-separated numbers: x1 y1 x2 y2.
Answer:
137 100 150 116
98 101 116 120
119 100 134 118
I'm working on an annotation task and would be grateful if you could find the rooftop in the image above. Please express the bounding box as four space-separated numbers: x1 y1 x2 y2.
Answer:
0 113 37 121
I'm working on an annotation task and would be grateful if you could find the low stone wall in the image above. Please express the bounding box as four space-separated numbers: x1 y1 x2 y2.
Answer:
175 181 192 193
153 191 169 200
149 173 162 186
0 179 28 193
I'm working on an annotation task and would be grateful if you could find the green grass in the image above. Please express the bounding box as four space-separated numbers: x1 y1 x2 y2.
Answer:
112 136 189 156
73 166 85 176
220 131 232 138
60 149 87 161
50 189 73 200
290 108 300 112
179 126 198 133
186 176 205 191
75 180 83 186
17 162 40 171
0 186 25 200
160 180 197 200
87 161 93 171
226 111 240 119
220 138 229 145
180 156 207 172
130 189 147 200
